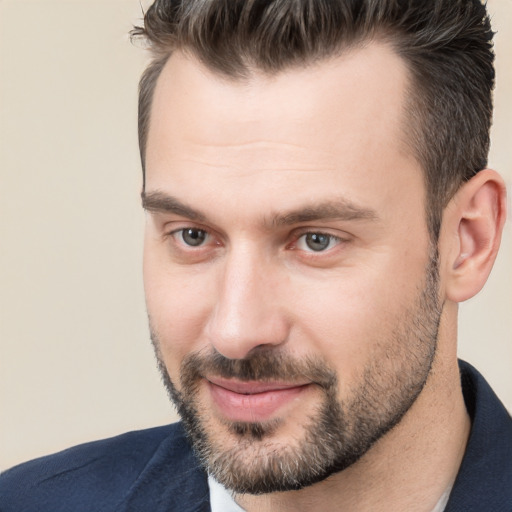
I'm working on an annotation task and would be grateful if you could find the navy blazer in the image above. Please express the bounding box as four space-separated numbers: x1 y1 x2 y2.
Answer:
1 361 511 511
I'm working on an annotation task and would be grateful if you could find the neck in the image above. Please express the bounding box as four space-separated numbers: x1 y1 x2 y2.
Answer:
237 304 470 512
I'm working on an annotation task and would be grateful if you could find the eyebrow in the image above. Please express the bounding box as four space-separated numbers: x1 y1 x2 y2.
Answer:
142 190 379 226
142 191 207 222
272 201 379 226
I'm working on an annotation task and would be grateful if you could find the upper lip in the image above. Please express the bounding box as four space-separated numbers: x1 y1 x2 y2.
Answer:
206 376 310 395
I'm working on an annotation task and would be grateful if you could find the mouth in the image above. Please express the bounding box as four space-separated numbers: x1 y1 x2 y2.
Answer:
205 376 311 423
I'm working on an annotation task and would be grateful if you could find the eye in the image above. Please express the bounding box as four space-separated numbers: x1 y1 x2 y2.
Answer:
296 232 340 252
177 228 208 247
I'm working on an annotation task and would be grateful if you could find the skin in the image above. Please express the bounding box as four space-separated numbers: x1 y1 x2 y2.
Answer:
142 43 506 511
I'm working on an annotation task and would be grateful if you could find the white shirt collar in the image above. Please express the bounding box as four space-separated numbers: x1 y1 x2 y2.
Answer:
208 475 246 512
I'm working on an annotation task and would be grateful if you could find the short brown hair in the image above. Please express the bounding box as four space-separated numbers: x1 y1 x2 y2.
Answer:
132 0 495 238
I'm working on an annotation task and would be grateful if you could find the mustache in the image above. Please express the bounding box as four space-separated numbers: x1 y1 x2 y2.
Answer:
179 348 338 391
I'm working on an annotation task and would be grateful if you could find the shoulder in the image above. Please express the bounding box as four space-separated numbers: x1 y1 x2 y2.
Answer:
446 361 512 511
0 423 200 512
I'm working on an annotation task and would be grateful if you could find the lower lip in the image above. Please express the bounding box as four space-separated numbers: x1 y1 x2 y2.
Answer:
207 381 310 422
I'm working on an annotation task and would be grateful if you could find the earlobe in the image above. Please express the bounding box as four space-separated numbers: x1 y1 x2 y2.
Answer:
443 169 507 303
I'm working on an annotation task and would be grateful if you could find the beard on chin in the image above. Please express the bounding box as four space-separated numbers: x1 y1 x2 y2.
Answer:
150 249 442 495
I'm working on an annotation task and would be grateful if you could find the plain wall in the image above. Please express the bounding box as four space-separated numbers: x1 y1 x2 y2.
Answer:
1 0 511 470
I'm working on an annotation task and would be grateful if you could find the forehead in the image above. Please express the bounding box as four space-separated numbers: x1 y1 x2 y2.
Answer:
148 43 411 148
145 43 423 222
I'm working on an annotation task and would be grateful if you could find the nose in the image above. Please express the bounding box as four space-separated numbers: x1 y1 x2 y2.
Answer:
205 246 289 360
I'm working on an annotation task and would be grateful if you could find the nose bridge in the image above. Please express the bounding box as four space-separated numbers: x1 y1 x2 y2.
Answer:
206 242 288 359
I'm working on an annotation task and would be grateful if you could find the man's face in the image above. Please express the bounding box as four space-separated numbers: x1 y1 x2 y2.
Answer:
143 44 442 493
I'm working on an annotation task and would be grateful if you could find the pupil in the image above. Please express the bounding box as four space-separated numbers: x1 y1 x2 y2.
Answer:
306 233 330 251
183 229 206 246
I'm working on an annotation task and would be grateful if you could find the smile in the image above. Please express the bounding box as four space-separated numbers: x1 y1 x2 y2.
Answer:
206 377 311 423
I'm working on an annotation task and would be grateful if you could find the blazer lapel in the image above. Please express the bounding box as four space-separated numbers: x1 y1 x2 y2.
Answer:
117 424 210 512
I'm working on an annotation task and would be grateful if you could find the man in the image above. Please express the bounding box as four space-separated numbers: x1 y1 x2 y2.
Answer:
1 0 510 510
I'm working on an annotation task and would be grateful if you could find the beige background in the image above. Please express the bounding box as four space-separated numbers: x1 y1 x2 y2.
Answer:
0 0 511 471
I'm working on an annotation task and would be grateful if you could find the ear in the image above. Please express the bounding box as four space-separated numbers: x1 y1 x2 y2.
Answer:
441 169 507 303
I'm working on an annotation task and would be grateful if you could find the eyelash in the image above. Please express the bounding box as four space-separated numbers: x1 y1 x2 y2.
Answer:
291 231 343 253
167 226 346 256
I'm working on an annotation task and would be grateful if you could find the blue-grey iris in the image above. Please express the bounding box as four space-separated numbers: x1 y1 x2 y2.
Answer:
182 228 206 246
305 233 331 251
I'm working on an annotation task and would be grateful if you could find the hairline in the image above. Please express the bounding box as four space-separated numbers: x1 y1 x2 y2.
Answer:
139 34 445 240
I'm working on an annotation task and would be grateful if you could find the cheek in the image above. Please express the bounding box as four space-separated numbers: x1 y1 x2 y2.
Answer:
143 245 214 373
288 263 419 382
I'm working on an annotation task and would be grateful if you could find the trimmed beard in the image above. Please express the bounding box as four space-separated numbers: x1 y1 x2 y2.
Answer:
150 248 442 494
